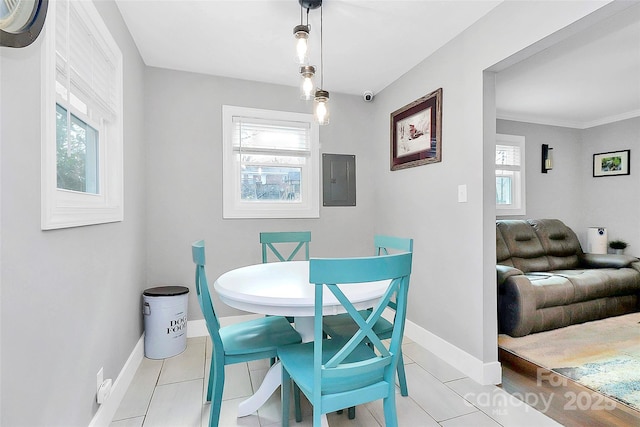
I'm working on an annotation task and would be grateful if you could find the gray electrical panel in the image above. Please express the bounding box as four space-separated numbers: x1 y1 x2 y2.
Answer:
322 153 356 206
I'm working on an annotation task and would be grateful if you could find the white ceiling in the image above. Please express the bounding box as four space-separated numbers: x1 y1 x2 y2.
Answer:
115 0 501 94
495 2 640 129
115 0 640 129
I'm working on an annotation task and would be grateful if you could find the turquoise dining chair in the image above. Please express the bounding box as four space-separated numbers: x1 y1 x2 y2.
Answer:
191 240 303 427
260 231 311 263
261 231 311 327
278 253 412 427
322 235 413 398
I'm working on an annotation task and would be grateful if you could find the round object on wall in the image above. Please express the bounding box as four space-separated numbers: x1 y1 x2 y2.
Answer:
0 0 48 48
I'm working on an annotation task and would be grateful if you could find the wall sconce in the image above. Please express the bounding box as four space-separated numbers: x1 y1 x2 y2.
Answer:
542 144 553 173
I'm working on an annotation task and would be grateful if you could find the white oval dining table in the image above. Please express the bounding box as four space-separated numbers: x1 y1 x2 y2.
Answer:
213 260 390 418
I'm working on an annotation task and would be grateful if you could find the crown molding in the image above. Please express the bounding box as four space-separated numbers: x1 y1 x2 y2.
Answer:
496 109 640 130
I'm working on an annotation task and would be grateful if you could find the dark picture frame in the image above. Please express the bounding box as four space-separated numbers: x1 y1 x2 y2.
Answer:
593 149 630 177
390 88 442 171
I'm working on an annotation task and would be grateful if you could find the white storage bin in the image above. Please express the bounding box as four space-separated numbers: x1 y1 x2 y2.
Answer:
143 286 189 359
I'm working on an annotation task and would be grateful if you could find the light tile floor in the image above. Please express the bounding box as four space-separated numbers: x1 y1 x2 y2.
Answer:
111 336 561 427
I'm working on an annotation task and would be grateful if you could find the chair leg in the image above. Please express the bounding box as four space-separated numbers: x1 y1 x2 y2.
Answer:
347 406 355 419
382 395 398 427
397 350 409 397
209 359 225 427
206 358 215 402
281 367 291 427
293 382 302 422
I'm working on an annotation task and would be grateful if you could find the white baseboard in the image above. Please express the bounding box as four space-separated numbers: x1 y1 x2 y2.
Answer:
89 334 145 427
190 315 502 385
93 314 499 427
191 316 501 384
404 318 502 385
89 316 260 426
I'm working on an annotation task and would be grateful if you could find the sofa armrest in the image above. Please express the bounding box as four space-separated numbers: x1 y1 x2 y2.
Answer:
579 253 639 269
497 265 524 287
497 274 537 337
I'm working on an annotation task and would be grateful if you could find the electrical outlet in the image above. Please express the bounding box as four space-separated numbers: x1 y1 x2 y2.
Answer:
97 367 104 394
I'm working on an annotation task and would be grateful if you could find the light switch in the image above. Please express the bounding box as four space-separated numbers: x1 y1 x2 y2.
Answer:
458 184 467 203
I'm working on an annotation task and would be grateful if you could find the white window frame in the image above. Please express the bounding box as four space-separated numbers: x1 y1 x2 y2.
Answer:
495 134 526 216
41 0 123 230
222 105 319 219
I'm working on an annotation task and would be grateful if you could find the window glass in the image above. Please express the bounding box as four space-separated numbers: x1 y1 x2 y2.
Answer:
56 104 99 194
495 174 512 205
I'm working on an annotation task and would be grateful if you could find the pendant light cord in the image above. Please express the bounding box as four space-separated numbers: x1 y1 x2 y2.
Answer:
320 5 324 89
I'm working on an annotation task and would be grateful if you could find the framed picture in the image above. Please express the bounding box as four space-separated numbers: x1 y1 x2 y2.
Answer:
593 150 630 177
390 88 442 171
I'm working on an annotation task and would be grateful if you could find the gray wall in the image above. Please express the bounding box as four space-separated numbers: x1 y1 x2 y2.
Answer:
144 67 377 320
579 117 640 257
496 120 583 225
497 117 640 257
0 1 147 426
368 1 609 365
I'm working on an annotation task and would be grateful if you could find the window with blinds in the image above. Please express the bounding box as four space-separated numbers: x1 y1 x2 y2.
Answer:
496 134 526 216
223 106 319 218
41 0 123 229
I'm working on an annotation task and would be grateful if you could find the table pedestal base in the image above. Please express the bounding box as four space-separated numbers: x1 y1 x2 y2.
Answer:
237 361 281 417
238 372 329 427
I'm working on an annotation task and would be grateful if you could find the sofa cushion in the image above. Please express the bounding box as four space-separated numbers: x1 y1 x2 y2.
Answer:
497 220 549 272
525 273 574 308
528 219 581 270
599 268 640 296
552 269 611 303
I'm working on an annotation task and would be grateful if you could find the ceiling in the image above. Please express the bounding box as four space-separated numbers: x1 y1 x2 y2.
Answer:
115 0 640 129
495 2 640 129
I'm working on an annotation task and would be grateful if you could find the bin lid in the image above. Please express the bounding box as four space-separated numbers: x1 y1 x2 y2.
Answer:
143 286 189 297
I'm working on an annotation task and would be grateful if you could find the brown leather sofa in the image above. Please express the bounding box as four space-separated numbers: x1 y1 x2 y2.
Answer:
497 219 640 337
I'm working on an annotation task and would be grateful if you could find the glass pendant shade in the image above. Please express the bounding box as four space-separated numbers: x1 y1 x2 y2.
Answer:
294 25 309 64
300 65 315 100
314 90 330 125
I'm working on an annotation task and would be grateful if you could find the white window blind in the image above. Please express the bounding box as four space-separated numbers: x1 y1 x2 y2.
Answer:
496 144 521 169
233 117 311 154
55 0 118 122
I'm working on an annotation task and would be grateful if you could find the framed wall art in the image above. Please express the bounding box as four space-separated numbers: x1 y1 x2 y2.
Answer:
593 149 630 177
390 88 442 171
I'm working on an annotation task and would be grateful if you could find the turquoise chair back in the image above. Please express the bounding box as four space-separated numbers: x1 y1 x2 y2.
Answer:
374 234 413 255
374 235 413 313
192 240 224 359
310 254 412 391
260 231 311 262
279 253 412 426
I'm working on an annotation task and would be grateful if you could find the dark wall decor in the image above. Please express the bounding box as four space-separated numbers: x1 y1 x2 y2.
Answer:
593 149 630 177
390 88 442 171
0 0 48 48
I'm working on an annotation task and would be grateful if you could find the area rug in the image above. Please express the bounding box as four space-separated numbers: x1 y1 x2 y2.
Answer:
498 313 640 411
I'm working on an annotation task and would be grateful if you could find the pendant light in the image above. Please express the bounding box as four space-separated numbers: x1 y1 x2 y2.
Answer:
314 3 329 125
293 24 309 65
293 4 312 65
300 65 316 100
314 89 329 125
